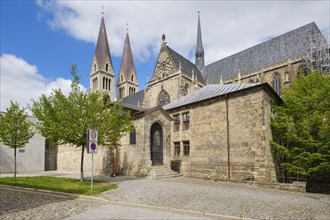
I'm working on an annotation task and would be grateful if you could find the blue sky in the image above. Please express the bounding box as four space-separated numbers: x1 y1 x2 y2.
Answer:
1 1 329 112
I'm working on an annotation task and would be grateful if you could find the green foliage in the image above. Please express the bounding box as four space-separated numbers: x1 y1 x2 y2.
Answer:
31 64 133 181
271 71 330 178
0 176 117 196
0 101 35 177
0 101 35 148
99 100 134 148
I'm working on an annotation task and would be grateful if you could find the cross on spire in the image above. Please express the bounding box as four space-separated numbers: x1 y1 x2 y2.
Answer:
101 5 104 15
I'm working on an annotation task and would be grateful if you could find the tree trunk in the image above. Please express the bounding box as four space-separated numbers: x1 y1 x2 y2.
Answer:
14 148 17 178
80 145 85 182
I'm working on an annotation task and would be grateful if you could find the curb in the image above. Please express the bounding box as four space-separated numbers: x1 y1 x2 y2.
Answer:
1 184 253 220
105 200 254 220
0 184 109 204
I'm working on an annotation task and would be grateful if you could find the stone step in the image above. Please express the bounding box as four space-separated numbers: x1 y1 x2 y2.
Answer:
148 166 182 179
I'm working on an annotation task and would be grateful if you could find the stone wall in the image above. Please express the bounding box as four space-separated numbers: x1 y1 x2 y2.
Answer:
118 108 172 176
57 144 112 175
231 59 302 95
167 87 277 182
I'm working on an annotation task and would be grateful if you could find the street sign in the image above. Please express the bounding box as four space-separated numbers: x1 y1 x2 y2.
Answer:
87 129 98 191
88 141 98 154
88 129 98 154
88 130 98 142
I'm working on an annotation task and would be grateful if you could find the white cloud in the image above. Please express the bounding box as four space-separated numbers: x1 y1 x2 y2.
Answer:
0 54 86 113
36 1 329 65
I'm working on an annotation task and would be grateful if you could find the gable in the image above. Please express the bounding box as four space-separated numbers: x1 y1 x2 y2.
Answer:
152 45 177 80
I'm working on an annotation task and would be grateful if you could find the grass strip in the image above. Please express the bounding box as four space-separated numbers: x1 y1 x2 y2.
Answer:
0 176 117 196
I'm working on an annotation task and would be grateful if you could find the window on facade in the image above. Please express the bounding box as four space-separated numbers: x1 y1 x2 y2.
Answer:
272 73 281 95
174 142 180 156
183 141 190 156
94 63 96 71
130 129 136 145
103 77 105 89
158 90 171 107
173 114 180 132
108 79 111 91
106 64 108 72
182 112 190 130
131 75 134 82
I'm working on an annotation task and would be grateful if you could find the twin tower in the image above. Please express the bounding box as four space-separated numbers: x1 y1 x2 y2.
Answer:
89 17 139 102
90 12 204 102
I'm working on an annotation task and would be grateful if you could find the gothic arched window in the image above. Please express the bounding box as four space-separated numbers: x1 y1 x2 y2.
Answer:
272 73 281 95
158 90 171 107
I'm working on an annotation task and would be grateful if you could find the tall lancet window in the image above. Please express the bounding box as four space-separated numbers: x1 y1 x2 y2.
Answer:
272 73 281 95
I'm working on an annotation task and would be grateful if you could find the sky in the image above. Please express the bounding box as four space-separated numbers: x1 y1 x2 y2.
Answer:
1 0 329 113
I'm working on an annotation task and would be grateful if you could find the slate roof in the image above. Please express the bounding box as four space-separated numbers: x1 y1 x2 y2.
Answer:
94 17 113 68
167 46 205 84
202 22 322 84
163 83 275 111
122 90 145 106
117 33 136 84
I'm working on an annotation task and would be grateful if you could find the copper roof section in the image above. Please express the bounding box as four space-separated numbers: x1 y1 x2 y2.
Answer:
94 17 113 68
118 33 136 82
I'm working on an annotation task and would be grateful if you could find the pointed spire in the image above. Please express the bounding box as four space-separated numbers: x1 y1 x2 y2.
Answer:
94 17 112 68
195 10 205 71
119 32 136 81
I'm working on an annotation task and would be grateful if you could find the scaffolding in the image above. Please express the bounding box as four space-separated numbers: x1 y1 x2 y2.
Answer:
302 32 330 73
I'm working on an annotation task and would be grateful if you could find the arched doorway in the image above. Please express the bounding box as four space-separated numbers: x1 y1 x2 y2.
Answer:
150 122 163 165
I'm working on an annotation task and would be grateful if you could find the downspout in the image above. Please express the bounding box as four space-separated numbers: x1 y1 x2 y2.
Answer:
113 147 117 177
225 94 231 180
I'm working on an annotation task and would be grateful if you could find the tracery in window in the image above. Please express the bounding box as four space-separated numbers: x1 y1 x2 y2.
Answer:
158 90 170 107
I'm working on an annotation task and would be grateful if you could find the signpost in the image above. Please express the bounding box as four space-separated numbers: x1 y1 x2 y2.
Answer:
88 129 98 191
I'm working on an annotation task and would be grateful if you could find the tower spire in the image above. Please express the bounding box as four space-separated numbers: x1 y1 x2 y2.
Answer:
117 31 139 100
195 10 205 71
90 17 115 102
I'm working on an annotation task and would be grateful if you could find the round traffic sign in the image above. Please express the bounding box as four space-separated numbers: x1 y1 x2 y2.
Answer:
91 143 97 150
91 130 97 139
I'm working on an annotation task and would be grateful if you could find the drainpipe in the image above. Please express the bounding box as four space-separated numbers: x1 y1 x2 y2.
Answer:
113 147 117 177
225 94 231 180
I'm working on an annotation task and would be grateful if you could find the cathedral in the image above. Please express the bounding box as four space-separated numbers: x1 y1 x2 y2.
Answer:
57 12 324 182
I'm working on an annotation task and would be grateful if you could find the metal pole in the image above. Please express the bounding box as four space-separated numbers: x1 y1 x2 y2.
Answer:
91 152 94 191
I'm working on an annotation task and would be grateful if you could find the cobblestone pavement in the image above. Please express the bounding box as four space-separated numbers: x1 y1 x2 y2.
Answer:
100 177 330 220
0 187 104 220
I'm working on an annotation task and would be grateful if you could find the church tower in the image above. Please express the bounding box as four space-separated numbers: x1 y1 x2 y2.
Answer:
195 10 205 71
117 31 139 100
90 17 115 102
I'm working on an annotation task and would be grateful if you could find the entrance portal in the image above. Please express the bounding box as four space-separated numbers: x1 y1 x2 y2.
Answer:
150 123 163 165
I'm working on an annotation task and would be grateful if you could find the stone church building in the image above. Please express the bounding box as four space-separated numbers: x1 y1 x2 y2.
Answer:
57 12 323 182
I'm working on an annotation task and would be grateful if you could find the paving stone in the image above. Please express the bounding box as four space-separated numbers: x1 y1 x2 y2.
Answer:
100 177 330 220
0 187 101 219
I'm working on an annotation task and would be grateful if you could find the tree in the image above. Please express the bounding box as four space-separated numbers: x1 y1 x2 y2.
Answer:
31 64 133 182
0 101 35 177
99 100 134 176
271 71 330 182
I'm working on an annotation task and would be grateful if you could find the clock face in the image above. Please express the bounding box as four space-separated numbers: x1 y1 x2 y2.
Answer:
158 90 171 107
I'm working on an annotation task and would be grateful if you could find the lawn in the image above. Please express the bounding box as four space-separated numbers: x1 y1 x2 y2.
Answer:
0 176 117 196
